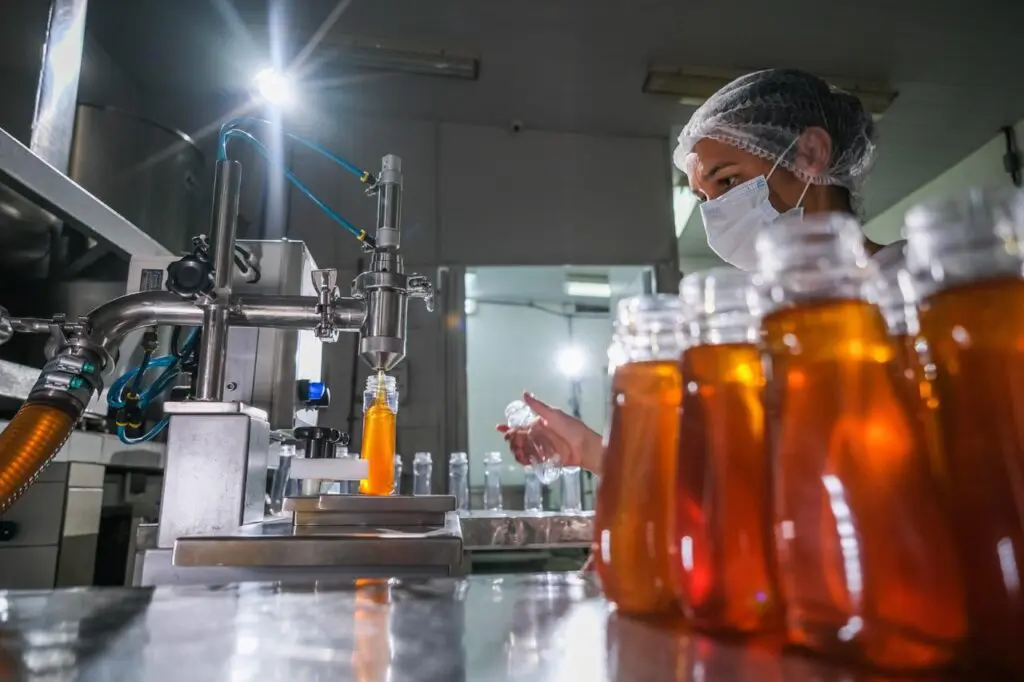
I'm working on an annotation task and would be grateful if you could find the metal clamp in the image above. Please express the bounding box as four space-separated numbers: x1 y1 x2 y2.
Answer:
407 275 435 313
311 269 341 342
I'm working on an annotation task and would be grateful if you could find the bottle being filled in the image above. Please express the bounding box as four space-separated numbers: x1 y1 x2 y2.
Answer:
756 213 965 671
360 372 398 495
595 294 685 617
674 268 781 635
904 188 1024 675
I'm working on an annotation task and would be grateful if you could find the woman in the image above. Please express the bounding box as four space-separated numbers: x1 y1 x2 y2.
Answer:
500 68 899 473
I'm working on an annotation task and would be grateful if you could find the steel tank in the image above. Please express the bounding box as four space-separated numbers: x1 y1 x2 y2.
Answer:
68 103 205 256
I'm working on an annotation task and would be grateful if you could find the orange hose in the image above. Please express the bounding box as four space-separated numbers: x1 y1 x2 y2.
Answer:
0 403 76 512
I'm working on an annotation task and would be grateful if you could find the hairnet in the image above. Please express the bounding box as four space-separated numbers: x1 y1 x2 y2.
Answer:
674 69 877 197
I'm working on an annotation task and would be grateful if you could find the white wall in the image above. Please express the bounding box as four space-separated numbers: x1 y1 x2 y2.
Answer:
864 119 1024 244
466 302 613 487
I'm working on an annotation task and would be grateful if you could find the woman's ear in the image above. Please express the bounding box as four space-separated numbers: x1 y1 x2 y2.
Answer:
793 127 833 179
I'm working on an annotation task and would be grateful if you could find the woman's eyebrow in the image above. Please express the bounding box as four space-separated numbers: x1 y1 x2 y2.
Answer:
702 162 737 182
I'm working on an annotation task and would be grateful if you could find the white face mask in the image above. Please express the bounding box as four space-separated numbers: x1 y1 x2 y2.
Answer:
699 151 811 271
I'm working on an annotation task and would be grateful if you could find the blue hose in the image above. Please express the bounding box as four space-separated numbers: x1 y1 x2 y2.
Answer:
217 117 371 182
108 329 198 444
220 128 368 242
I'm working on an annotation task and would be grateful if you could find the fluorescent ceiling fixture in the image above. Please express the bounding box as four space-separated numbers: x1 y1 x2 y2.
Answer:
464 298 478 316
565 277 612 299
302 34 480 81
252 67 293 107
464 272 478 297
674 186 700 237
643 63 898 116
557 345 587 379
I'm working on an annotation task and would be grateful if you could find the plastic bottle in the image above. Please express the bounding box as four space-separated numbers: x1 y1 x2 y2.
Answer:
360 373 397 495
482 451 503 511
448 452 469 512
560 466 582 513
757 213 965 671
412 452 433 495
904 188 1024 674
504 401 561 485
393 454 403 495
523 465 543 511
595 294 685 616
674 268 781 635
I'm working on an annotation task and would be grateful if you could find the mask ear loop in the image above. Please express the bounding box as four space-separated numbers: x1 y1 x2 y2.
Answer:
767 136 814 209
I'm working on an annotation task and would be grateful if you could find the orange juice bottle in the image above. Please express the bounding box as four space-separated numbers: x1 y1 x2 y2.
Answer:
595 295 685 617
904 188 1024 675
674 268 782 635
360 372 397 495
757 212 965 671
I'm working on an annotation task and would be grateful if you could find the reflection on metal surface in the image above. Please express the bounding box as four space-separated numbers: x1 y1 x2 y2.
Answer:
460 511 595 550
0 358 43 401
171 513 464 572
29 0 88 171
0 126 171 259
0 573 948 681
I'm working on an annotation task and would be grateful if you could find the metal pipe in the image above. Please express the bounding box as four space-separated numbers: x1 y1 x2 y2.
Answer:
195 305 229 400
85 291 365 358
196 160 242 401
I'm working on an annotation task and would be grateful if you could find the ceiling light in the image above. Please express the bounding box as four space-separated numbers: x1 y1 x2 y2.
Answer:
643 63 898 116
252 67 293 107
557 345 587 379
465 298 478 316
565 278 612 299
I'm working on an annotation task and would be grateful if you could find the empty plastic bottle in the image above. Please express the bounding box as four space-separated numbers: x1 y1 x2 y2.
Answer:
561 466 582 513
448 452 470 512
413 452 433 495
504 400 561 485
523 465 543 511
483 451 503 511
393 454 403 495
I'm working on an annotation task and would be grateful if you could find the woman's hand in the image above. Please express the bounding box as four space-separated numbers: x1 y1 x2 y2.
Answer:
496 393 604 476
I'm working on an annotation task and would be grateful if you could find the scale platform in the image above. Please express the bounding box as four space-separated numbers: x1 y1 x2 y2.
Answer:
284 493 456 527
135 494 464 585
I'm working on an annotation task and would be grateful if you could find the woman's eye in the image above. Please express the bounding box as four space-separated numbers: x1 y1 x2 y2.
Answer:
720 175 738 190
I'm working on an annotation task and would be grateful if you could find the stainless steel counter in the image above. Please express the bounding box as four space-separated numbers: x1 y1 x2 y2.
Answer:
0 573 968 681
460 511 593 550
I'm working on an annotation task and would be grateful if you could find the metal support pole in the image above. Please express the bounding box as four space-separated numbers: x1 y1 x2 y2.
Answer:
196 160 242 401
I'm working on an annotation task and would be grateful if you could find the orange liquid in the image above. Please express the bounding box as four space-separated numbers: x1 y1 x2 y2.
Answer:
674 343 782 634
360 389 396 496
352 579 392 682
762 299 965 671
595 359 682 616
917 276 1024 674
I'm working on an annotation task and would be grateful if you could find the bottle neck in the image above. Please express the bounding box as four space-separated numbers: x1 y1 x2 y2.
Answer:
610 294 687 368
681 268 760 346
756 213 875 314
905 187 1024 299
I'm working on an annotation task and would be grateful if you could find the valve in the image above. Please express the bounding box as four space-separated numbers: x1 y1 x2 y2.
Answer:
408 274 435 313
311 269 341 342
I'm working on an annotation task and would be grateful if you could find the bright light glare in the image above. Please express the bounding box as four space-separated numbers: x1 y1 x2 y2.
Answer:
465 298 478 315
252 67 292 106
564 281 612 298
557 345 587 379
